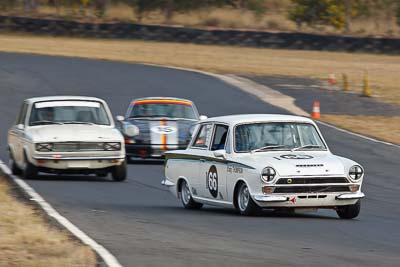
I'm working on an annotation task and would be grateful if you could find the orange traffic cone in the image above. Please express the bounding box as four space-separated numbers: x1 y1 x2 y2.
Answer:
311 101 320 119
328 72 336 85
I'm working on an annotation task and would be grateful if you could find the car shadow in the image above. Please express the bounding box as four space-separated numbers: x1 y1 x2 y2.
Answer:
128 160 164 165
160 206 337 219
28 174 112 182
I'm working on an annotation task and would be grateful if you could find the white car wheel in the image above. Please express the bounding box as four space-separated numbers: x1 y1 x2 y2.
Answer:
179 180 203 209
237 183 260 216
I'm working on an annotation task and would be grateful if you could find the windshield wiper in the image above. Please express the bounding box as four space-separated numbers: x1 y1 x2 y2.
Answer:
63 121 94 125
31 120 63 125
251 145 286 153
291 144 322 152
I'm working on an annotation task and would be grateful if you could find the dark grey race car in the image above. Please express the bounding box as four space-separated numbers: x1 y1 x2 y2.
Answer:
116 97 207 160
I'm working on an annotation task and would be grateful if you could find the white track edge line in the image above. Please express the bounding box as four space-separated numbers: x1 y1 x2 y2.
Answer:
0 160 123 267
141 62 400 149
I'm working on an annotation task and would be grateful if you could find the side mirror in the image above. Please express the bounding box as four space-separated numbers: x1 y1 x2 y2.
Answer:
124 124 140 137
199 115 208 121
16 124 25 130
213 150 226 159
116 115 125 122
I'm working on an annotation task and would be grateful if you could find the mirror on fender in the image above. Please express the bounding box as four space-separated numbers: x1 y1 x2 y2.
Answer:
199 115 208 121
124 124 140 137
116 115 125 122
16 124 25 130
213 149 226 159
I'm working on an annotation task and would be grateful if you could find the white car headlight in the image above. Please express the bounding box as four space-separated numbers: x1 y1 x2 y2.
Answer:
104 142 121 151
35 143 54 152
261 167 276 182
349 165 364 180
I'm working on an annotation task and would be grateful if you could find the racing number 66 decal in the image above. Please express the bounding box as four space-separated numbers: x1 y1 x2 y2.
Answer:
206 165 218 198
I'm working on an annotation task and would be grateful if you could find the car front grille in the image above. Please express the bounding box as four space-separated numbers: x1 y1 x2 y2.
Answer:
53 142 104 152
276 177 349 185
274 185 351 194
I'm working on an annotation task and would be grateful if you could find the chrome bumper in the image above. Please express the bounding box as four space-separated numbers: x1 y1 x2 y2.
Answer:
335 192 365 200
161 179 175 186
254 195 289 202
33 155 125 160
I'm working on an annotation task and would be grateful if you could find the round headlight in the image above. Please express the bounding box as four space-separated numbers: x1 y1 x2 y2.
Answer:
349 165 363 180
261 167 276 182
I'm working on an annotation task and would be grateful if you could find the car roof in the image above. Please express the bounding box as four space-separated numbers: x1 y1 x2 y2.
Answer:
25 96 106 104
203 114 315 125
131 97 194 103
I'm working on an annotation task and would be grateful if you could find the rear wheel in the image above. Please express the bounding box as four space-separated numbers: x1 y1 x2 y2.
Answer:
9 150 22 175
336 200 361 219
237 183 260 216
179 180 203 209
22 154 38 180
111 161 127 182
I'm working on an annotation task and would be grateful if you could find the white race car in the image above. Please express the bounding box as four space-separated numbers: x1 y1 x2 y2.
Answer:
163 114 365 219
8 96 128 181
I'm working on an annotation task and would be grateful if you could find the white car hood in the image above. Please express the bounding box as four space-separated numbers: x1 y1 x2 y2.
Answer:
240 151 345 176
28 124 122 143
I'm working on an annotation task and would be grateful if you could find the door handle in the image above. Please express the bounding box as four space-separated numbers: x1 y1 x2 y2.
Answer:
200 159 206 162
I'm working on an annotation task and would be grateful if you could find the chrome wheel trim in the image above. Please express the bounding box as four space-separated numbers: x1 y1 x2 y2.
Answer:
181 181 191 205
238 185 250 212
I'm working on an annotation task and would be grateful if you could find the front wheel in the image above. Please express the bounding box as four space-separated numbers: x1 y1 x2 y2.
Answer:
179 180 203 209
111 161 127 182
9 150 22 175
237 183 260 216
336 200 361 219
22 155 38 180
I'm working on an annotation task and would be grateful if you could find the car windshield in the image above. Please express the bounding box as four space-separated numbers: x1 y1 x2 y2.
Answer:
129 101 197 120
29 101 111 126
234 122 326 153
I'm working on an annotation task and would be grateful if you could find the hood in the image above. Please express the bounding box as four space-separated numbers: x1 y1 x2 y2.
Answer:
240 151 345 176
125 118 196 141
28 124 123 143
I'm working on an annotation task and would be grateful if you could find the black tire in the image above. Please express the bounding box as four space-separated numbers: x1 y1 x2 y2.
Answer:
336 200 361 219
179 180 203 209
236 183 260 216
111 161 127 182
22 154 38 180
9 150 22 175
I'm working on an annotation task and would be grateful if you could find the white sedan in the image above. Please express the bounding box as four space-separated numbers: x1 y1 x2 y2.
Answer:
8 96 128 181
163 114 365 219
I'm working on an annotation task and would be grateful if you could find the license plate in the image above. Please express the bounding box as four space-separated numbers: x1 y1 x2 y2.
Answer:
68 161 90 168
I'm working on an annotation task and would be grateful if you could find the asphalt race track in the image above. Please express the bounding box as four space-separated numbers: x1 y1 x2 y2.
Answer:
1 53 399 267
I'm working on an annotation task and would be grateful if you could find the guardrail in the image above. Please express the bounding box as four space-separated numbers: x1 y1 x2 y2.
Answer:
1 16 399 54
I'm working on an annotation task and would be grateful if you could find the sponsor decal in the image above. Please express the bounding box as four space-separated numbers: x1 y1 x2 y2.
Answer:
280 154 314 160
227 165 243 174
206 165 218 198
290 197 296 204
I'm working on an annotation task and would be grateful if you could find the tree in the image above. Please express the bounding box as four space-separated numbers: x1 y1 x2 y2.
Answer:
24 0 38 12
289 0 363 30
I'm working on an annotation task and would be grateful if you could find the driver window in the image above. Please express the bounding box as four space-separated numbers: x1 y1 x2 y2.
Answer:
211 125 229 151
192 124 213 148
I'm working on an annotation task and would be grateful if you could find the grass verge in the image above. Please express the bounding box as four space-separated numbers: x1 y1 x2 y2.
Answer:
0 176 96 267
321 115 400 145
0 33 399 144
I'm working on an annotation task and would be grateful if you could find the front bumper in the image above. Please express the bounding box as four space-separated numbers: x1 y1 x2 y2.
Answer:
125 144 187 159
253 192 365 208
32 154 125 170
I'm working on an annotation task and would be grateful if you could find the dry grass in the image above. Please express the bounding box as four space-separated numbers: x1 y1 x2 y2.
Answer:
0 177 97 267
321 115 400 145
2 3 400 36
0 33 399 106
